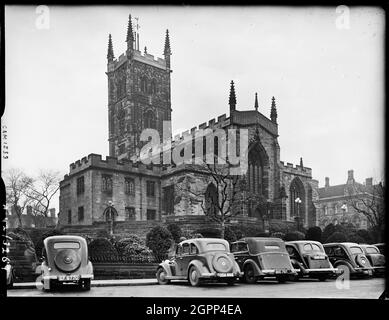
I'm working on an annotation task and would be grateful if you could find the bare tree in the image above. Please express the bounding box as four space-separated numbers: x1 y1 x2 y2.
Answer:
177 160 241 239
25 170 61 227
347 181 385 242
3 168 34 227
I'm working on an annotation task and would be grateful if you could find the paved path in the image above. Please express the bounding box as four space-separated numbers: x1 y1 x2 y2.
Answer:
7 277 385 298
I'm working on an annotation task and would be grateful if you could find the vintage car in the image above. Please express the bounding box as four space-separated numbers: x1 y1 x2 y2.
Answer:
156 238 242 287
323 242 374 278
285 240 341 281
231 237 297 283
39 235 93 291
359 244 385 276
373 243 385 255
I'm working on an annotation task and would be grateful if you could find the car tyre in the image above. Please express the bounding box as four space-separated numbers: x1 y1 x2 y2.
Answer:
244 265 257 284
317 275 327 282
226 278 236 286
188 266 201 287
277 275 288 283
156 268 170 285
336 263 351 278
82 279 91 291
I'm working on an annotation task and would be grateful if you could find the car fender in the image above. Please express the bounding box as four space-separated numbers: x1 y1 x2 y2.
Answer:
334 260 356 273
243 259 261 276
233 260 242 273
188 260 208 276
87 261 94 276
158 261 173 276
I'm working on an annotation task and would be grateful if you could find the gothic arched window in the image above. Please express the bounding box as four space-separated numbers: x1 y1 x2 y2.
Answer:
141 77 148 93
118 109 126 134
289 177 305 218
144 110 156 129
205 183 218 216
150 79 157 94
247 147 263 195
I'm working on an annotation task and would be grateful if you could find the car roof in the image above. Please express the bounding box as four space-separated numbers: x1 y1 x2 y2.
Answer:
286 240 322 245
44 235 87 245
323 242 362 247
235 237 284 243
179 238 228 245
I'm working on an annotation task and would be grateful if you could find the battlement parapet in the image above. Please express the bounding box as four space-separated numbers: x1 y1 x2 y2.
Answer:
280 160 312 177
171 114 231 143
67 153 162 178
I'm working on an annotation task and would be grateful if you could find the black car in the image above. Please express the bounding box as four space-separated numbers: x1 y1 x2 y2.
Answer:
323 243 373 278
360 244 385 276
286 240 341 281
231 237 297 283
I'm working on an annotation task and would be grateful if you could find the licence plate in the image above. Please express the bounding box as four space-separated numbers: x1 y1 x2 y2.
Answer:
59 275 80 281
217 273 234 277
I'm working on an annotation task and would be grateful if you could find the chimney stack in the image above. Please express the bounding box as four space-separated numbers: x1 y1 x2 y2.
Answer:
325 177 330 188
347 170 355 184
365 177 373 187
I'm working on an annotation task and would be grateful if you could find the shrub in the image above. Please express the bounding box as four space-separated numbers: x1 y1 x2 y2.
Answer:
89 237 118 259
348 234 366 244
256 232 271 237
271 232 285 240
322 223 336 242
115 235 145 256
35 229 64 258
325 231 348 243
167 224 182 243
146 226 173 262
224 227 237 243
284 231 305 241
96 229 110 239
356 229 374 244
305 226 322 242
195 228 220 238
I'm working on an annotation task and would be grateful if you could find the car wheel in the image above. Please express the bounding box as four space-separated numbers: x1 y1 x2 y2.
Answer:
156 268 170 285
337 263 351 279
244 265 257 284
82 279 91 291
188 266 201 287
317 275 327 282
277 275 288 283
226 278 236 286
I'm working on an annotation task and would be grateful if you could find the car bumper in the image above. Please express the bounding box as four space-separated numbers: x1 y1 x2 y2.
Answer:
353 267 374 276
295 268 342 275
259 269 297 276
200 272 243 279
43 274 94 281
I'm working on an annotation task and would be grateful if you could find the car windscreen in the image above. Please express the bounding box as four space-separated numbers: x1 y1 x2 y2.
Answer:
365 247 379 254
248 240 285 254
206 243 227 252
303 243 323 252
53 242 80 249
349 246 363 254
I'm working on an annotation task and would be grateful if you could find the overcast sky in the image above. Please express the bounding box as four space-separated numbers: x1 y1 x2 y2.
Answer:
3 6 385 212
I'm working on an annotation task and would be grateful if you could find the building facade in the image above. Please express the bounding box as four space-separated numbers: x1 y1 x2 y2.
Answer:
315 170 381 230
59 15 319 233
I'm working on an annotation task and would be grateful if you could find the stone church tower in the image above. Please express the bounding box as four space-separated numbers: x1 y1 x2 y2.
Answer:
106 15 172 160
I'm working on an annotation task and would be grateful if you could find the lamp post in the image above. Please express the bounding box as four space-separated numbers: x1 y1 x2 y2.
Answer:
295 197 302 231
103 201 117 236
341 204 347 225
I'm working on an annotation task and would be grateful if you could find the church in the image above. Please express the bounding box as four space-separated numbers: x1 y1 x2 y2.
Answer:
58 15 319 235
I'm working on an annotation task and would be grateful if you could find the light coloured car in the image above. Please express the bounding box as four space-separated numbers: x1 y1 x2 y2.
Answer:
156 238 242 287
39 235 93 291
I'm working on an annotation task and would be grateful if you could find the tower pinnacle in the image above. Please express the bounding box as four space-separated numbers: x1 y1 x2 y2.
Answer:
107 34 114 62
270 96 278 123
163 29 171 69
254 92 259 111
229 80 237 113
126 14 134 50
